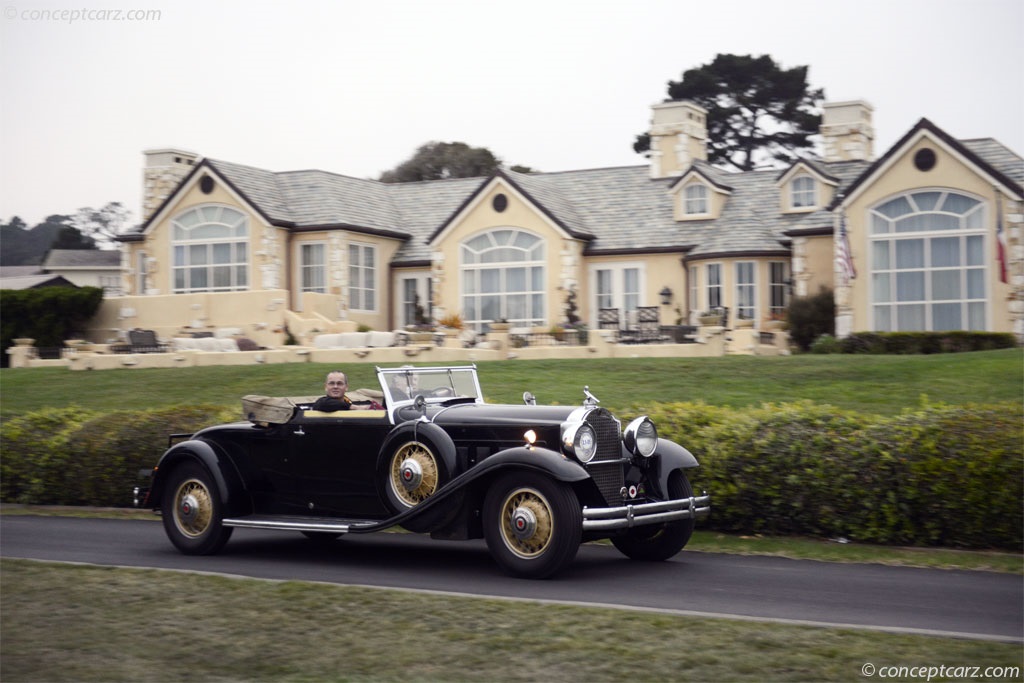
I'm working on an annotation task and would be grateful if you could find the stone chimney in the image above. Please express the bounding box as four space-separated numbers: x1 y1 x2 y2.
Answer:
647 100 708 178
820 101 874 162
143 148 200 220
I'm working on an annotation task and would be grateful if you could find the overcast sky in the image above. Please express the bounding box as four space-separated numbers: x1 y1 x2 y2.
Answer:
1 0 1021 229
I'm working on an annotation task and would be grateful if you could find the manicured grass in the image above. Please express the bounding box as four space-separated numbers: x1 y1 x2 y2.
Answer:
1 349 1020 419
2 559 1021 683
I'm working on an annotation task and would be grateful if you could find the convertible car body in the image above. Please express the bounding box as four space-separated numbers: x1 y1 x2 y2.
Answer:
136 365 710 578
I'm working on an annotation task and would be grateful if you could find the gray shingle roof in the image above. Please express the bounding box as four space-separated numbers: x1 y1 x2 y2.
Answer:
43 249 121 269
165 127 1020 266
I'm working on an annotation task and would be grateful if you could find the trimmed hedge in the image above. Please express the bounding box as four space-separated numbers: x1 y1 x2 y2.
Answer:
814 331 1017 355
2 401 1020 549
1 405 237 507
642 400 1023 550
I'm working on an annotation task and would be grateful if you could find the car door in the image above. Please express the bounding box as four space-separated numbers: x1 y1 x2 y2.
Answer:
288 412 393 518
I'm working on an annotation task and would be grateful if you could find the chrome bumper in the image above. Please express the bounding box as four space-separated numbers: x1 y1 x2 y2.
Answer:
582 493 710 532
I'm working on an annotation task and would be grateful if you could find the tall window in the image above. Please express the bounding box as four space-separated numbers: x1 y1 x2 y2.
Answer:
299 243 326 293
349 243 376 311
870 190 986 331
461 229 545 329
401 276 432 327
735 262 756 320
685 184 709 215
171 205 248 293
592 264 641 327
706 263 722 310
688 266 699 317
769 261 788 317
136 251 147 294
791 176 816 208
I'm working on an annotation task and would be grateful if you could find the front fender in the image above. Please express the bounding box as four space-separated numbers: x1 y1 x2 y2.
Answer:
149 439 249 516
650 438 700 499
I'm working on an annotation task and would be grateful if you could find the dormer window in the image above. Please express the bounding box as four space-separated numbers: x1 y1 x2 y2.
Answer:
684 184 709 215
792 176 816 208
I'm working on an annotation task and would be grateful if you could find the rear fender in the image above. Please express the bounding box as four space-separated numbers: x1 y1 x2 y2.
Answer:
149 440 249 516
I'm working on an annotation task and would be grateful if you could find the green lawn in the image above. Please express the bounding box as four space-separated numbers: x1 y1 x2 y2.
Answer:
2 349 1020 418
2 559 1021 683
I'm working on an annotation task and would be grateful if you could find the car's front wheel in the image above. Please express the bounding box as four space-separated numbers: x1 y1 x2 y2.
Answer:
483 472 582 579
161 462 232 555
611 471 695 561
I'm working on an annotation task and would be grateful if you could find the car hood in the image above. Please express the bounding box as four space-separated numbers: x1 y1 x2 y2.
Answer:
421 402 581 428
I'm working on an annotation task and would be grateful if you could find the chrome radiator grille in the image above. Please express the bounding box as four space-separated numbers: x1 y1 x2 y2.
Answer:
585 409 624 505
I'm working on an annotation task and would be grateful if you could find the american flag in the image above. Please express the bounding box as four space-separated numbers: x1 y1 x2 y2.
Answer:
996 191 1008 284
835 212 856 286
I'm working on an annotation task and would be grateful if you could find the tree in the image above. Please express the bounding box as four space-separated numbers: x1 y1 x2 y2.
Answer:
71 202 131 247
1 215 78 266
634 54 825 172
379 142 502 183
787 287 835 352
50 225 97 251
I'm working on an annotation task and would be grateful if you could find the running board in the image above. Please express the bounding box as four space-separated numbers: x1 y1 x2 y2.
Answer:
222 515 383 534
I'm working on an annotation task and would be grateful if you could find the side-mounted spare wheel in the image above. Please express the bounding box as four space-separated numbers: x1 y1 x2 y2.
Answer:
483 471 582 579
379 422 461 533
161 461 233 555
611 470 695 561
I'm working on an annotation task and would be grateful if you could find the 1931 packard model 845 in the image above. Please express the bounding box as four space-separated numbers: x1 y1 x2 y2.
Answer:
135 365 710 578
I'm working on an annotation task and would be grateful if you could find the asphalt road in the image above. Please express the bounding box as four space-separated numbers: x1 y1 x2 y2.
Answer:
2 515 1021 643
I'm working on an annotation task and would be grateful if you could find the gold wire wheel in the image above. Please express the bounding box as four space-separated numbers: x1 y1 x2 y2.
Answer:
499 487 554 559
389 442 439 507
172 478 214 538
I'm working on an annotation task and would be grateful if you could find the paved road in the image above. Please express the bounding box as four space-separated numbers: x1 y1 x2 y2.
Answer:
2 515 1020 642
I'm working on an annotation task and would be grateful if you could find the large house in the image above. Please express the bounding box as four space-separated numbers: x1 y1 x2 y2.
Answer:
104 99 1022 345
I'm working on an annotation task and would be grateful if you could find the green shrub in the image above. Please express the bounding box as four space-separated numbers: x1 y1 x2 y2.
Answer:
0 407 99 504
839 331 1017 354
1 287 104 367
786 287 834 352
0 404 237 507
809 334 840 354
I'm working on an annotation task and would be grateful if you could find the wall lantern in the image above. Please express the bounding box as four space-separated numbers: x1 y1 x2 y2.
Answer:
659 286 673 305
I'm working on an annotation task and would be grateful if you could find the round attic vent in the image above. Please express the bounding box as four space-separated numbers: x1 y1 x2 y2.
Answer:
492 193 508 213
199 175 215 194
913 148 936 172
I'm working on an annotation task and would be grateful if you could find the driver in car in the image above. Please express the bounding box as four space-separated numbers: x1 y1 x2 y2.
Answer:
389 370 418 401
312 370 352 412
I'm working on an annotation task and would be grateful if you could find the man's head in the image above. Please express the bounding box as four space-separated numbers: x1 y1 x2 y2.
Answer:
324 371 348 398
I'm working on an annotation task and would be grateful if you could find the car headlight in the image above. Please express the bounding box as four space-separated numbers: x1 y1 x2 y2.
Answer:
623 416 658 458
562 422 598 463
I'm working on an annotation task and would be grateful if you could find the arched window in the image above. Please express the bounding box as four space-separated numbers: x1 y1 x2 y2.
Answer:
461 229 545 329
171 205 249 293
869 190 986 331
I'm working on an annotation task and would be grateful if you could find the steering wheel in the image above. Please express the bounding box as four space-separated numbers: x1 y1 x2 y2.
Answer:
430 387 454 398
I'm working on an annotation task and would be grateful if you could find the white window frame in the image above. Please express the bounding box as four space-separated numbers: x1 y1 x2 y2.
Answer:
791 175 816 208
460 228 546 330
170 204 249 294
298 242 327 294
688 265 699 321
769 261 789 317
136 250 147 295
399 274 433 327
589 262 643 327
869 190 987 332
705 263 722 311
684 183 709 215
735 261 756 321
348 242 377 312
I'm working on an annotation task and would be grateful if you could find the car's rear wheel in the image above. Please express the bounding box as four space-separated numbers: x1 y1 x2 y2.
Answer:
381 428 460 533
611 471 694 561
161 462 232 555
483 472 582 579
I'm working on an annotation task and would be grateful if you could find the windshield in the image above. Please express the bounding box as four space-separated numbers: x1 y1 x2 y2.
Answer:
377 365 483 405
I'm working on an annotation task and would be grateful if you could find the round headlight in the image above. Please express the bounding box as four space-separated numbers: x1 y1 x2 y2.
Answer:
624 416 658 458
563 422 598 463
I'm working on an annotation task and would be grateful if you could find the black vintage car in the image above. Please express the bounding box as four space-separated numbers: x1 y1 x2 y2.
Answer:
136 365 710 578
